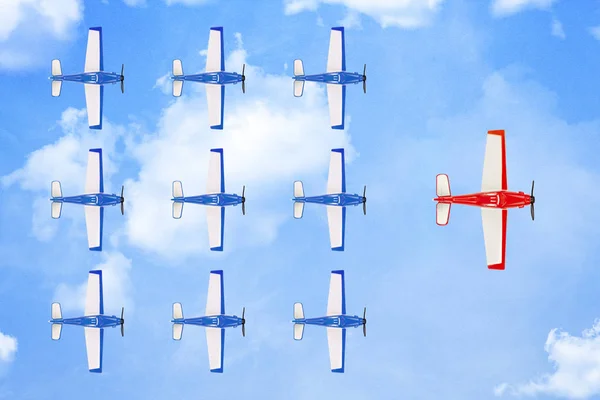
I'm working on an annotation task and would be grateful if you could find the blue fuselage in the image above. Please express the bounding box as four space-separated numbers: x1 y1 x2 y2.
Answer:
172 72 243 85
51 193 122 207
172 315 243 329
50 314 122 328
293 315 364 329
173 193 243 207
50 72 122 85
294 72 364 85
294 193 365 207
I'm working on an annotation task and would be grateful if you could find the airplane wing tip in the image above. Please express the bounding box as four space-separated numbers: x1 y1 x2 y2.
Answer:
488 263 505 270
210 368 224 373
210 269 223 275
487 129 505 136
210 148 224 154
210 26 223 32
331 124 344 130
89 26 102 32
331 367 345 373
89 124 102 130
210 124 224 130
210 246 224 252
331 246 344 251
89 246 102 252
89 368 102 373
332 26 345 32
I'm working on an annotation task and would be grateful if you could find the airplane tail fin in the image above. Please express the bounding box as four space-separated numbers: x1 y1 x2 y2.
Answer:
51 181 63 219
293 181 304 198
173 323 183 341
51 323 62 340
293 302 305 340
172 181 184 219
293 60 305 97
51 202 62 219
51 302 62 319
172 302 184 340
436 174 451 197
293 302 304 319
172 60 184 97
294 80 305 97
435 174 451 226
294 323 305 341
294 201 304 219
293 59 304 76
51 60 62 97
293 181 305 219
173 302 183 320
51 302 63 340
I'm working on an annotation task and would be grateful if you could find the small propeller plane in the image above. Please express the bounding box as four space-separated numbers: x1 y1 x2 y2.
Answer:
172 148 245 251
50 148 125 251
293 148 366 251
292 27 366 130
292 270 366 373
171 270 246 373
171 27 246 130
49 27 125 130
434 130 536 270
49 270 125 373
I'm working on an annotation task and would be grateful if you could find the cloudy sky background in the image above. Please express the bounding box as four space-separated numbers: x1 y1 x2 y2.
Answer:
2 0 600 398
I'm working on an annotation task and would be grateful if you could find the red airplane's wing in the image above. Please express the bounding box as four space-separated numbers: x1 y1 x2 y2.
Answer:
481 130 508 192
481 208 507 270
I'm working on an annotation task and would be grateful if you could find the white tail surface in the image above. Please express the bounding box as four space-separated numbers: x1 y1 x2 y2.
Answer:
293 59 304 76
51 202 62 219
173 303 183 320
293 302 304 319
51 181 62 198
294 323 305 341
172 181 183 198
51 302 62 319
51 59 62 76
173 323 184 341
293 181 304 198
173 59 183 76
51 324 62 340
294 202 304 219
436 202 451 226
172 202 183 219
294 80 305 97
173 80 183 97
436 174 451 197
52 81 62 97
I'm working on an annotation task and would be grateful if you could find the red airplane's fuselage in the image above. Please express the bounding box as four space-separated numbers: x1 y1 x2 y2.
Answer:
434 190 532 209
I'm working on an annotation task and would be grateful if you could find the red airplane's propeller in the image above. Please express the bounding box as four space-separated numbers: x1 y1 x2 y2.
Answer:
530 180 535 221
241 307 246 337
362 307 367 337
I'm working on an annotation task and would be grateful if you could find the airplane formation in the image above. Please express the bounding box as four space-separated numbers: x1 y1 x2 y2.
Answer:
43 25 536 373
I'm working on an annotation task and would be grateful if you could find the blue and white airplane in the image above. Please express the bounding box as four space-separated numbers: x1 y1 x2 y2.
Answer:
172 148 245 251
292 270 366 373
293 148 366 251
292 27 366 130
50 27 124 130
50 148 124 251
171 270 246 373
49 270 125 373
171 27 246 130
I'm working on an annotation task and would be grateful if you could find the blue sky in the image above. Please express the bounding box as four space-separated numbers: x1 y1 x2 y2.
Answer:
2 0 600 398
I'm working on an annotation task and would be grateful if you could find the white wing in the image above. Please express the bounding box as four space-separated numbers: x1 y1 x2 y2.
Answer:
481 208 507 270
206 85 224 129
205 270 224 316
326 28 345 72
327 149 346 194
84 270 103 316
326 206 345 251
326 271 345 316
206 27 224 73
206 327 224 373
84 28 102 73
326 328 346 372
327 85 345 129
206 207 224 251
481 130 508 192
84 327 103 372
84 206 103 251
84 84 103 129
85 149 103 194
206 149 224 194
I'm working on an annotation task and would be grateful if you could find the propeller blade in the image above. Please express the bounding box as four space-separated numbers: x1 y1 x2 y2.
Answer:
241 64 246 94
120 64 124 94
242 323 245 337
242 185 245 198
121 323 124 337
120 185 125 215
241 186 246 215
363 185 367 215
121 307 124 320
242 80 245 94
531 203 535 221
363 307 367 337
120 307 124 337
530 180 535 221
531 180 535 197
241 307 246 337
362 64 367 94
242 64 245 76
242 307 245 320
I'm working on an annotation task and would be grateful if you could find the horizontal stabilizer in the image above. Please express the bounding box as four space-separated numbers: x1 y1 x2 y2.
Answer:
173 323 184 341
436 202 451 226
51 181 62 198
173 202 183 219
173 302 183 320
51 302 62 319
51 202 62 219
294 323 304 341
294 201 304 219
293 59 304 76
293 181 304 198
436 174 451 197
173 59 183 76
173 80 183 97
293 302 304 320
294 80 305 97
52 323 62 341
52 81 62 97
172 181 183 198
51 59 62 76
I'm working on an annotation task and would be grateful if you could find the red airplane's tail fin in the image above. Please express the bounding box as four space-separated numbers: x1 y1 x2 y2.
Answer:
436 202 451 226
435 174 451 226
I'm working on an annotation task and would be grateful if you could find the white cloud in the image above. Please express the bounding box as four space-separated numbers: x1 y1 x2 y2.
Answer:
164 0 212 5
284 0 446 29
153 72 172 95
0 332 17 363
497 320 600 398
123 0 146 6
589 26 600 41
54 252 133 315
491 0 557 17
338 9 362 30
551 17 565 39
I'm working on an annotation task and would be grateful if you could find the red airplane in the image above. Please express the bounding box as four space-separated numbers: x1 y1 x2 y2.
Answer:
433 130 535 270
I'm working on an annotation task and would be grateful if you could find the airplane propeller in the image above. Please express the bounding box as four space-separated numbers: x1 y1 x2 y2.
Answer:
120 185 125 216
362 307 367 337
362 185 367 215
120 307 125 337
241 185 246 215
362 64 367 94
241 307 246 337
120 64 125 94
530 180 535 221
241 64 246 94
